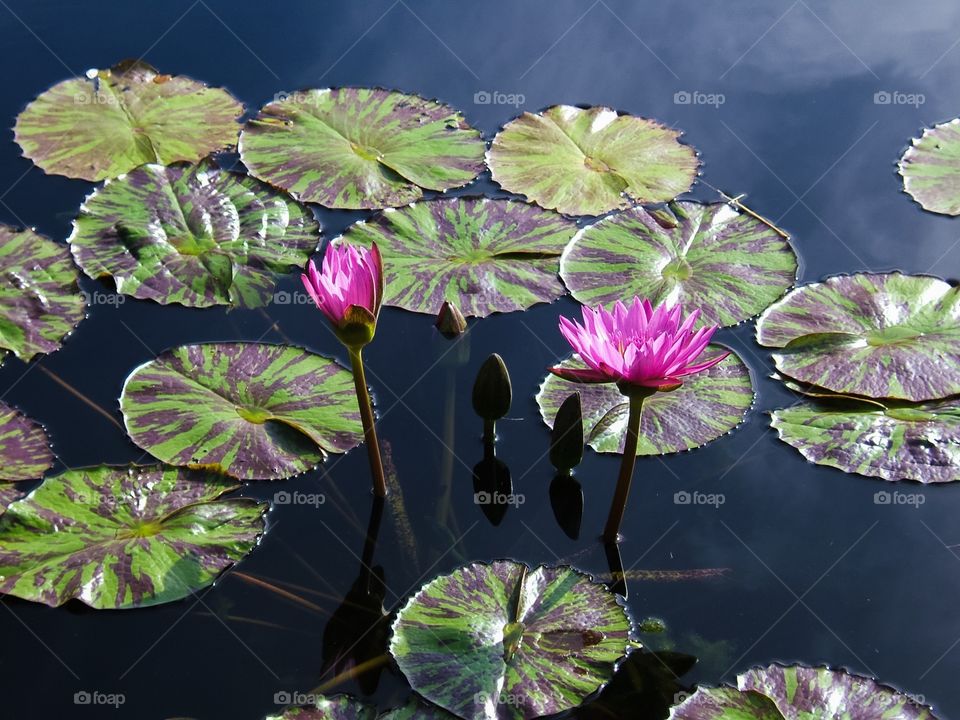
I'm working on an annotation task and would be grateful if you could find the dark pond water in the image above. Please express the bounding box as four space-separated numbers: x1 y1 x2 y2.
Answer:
2 0 960 717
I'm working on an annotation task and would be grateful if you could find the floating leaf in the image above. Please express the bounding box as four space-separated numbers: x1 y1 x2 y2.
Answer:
900 118 960 216
487 105 698 216
120 343 362 480
14 60 243 181
0 484 24 516
0 401 53 481
68 161 319 308
0 464 265 609
537 347 752 456
239 88 485 209
0 225 86 361
757 273 960 402
560 202 796 327
267 696 455 720
670 686 784 720
339 197 576 316
390 559 633 720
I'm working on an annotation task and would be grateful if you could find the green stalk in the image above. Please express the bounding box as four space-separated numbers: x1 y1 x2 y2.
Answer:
602 393 646 543
349 347 387 498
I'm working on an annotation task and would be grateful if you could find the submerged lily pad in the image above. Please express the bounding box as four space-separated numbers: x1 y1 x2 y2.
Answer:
390 559 634 720
537 347 752 456
267 696 455 719
671 664 937 719
900 118 960 216
339 197 576 317
0 464 266 609
560 202 796 327
0 402 53 481
14 60 243 182
239 88 485 209
0 225 86 361
120 343 362 480
757 273 960 402
487 105 698 216
68 161 319 308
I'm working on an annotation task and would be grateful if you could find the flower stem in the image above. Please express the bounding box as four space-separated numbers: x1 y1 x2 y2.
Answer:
349 347 387 498
603 393 645 543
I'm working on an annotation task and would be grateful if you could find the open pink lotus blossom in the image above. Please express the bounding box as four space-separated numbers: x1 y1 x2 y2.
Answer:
302 242 383 344
551 297 728 390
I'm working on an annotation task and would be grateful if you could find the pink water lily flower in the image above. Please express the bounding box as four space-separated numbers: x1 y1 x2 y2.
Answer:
551 297 728 390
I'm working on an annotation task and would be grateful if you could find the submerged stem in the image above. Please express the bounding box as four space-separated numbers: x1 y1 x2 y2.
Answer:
602 393 646 543
349 347 387 498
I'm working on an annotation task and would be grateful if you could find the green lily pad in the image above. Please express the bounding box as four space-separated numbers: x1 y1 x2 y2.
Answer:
120 342 362 480
0 225 86 362
338 197 576 317
487 105 698 216
0 484 25 516
900 118 960 216
68 161 319 308
390 559 634 720
266 696 455 720
537 347 752 456
14 60 243 182
0 464 266 609
239 88 485 209
560 202 797 327
757 272 960 402
0 402 53 481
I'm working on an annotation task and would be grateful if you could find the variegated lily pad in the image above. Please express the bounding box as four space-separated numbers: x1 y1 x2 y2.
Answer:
900 118 960 216
390 560 634 720
0 484 25 516
0 464 266 609
267 696 455 719
68 161 319 308
0 225 86 361
757 273 960 402
0 402 53 481
487 105 698 216
560 202 796 327
14 60 243 181
120 343 362 480
338 197 576 317
537 347 752 456
670 664 937 719
239 88 485 209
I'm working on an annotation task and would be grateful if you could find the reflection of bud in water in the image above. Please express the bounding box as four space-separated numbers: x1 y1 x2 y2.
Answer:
435 300 467 338
472 353 511 421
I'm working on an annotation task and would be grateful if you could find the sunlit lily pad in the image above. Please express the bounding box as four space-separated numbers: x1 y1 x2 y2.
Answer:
339 197 576 317
239 88 485 209
537 347 752 456
0 402 53 481
757 272 960 402
0 484 24 516
900 118 960 216
14 60 243 181
670 664 937 719
266 696 455 719
0 464 266 609
0 225 86 361
68 161 319 308
120 343 362 480
560 202 796 327
390 559 634 720
487 105 698 216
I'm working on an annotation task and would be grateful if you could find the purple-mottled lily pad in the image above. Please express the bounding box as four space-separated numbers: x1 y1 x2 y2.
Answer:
669 687 784 720
68 161 319 308
487 105 698 217
757 272 960 402
0 225 86 362
900 118 960 216
266 696 455 720
120 342 362 480
560 202 796 327
0 401 53 481
0 464 266 609
239 88 485 210
14 60 243 182
338 197 576 317
389 560 634 720
0 484 25 516
537 347 752 456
